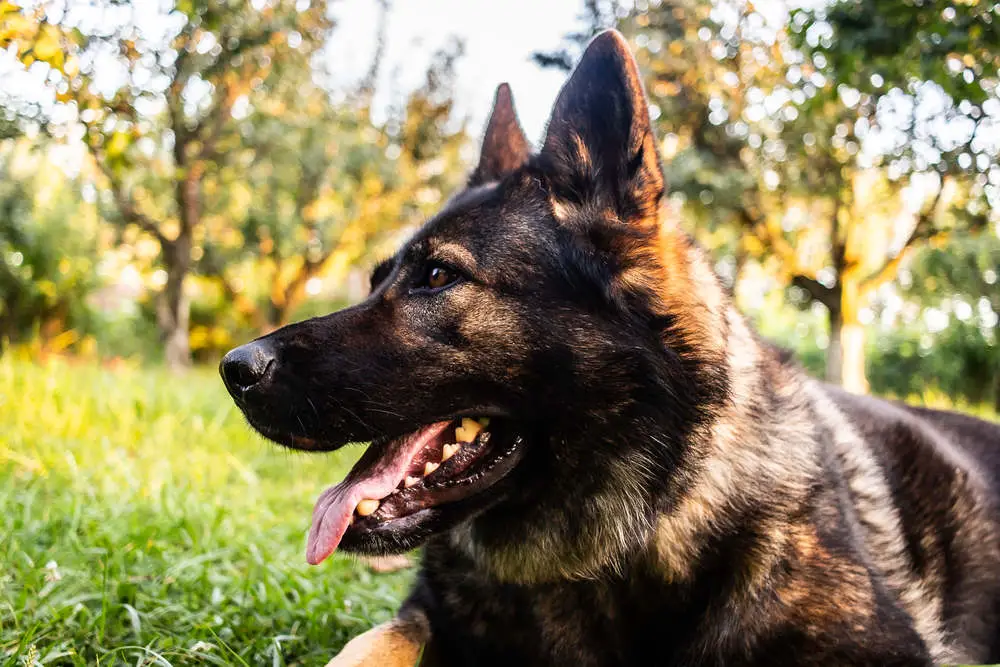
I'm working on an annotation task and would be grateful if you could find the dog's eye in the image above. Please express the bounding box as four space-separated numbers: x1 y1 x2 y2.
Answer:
423 264 460 290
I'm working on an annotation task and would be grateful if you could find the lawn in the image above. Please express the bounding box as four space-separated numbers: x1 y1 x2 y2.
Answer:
2 356 998 667
0 356 412 666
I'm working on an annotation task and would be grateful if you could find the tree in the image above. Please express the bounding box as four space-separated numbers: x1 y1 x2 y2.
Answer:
891 234 1000 411
0 137 101 349
537 0 994 393
1 0 331 367
200 33 469 333
787 0 999 390
795 0 1000 109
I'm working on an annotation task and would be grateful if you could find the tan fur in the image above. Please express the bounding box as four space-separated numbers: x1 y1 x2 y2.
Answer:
325 616 428 667
429 241 480 272
619 223 729 363
548 196 574 222
449 448 659 583
653 305 816 585
802 381 955 662
569 132 593 175
778 523 875 624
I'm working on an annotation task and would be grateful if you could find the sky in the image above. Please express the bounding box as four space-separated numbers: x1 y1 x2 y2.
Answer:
0 0 585 171
325 0 583 144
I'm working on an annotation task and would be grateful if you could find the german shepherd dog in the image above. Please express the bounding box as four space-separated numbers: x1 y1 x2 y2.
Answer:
221 30 1000 666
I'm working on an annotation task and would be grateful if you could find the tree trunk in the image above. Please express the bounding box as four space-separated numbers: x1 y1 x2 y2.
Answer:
826 302 843 386
157 232 192 370
838 277 868 395
157 164 201 370
840 319 868 394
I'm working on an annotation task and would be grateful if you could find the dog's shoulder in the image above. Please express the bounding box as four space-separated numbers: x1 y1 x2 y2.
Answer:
806 381 1000 661
819 383 1000 495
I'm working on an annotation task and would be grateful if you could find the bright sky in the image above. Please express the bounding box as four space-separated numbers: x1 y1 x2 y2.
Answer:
0 0 583 171
326 0 582 144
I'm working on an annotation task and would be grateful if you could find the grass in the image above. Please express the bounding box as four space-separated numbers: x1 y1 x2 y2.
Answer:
0 356 412 666
1 356 997 666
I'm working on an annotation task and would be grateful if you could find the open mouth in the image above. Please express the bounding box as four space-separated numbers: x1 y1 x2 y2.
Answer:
306 417 523 564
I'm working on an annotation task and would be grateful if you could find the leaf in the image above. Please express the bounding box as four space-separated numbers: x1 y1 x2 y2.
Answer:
105 131 131 158
0 2 21 18
33 23 64 69
0 12 32 48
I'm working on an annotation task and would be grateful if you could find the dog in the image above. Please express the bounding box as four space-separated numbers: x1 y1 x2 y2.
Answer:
220 29 1000 666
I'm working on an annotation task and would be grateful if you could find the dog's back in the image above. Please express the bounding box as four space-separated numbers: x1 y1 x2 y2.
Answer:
813 384 1000 662
905 402 1000 488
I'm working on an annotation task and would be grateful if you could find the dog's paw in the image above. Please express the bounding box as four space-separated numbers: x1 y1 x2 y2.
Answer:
325 620 424 667
360 554 413 574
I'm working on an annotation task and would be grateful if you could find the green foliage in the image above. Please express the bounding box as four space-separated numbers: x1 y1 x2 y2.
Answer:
2 0 336 367
885 234 1000 409
539 0 999 393
1 2 473 361
201 37 470 336
0 357 411 665
792 0 1000 204
869 319 998 407
902 235 1000 312
752 288 999 410
793 0 1000 106
0 141 101 348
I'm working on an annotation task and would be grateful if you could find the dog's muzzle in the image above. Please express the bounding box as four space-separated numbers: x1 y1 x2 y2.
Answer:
220 340 277 401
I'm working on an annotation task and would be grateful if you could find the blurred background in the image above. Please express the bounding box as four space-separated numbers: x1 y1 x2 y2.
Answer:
0 0 997 664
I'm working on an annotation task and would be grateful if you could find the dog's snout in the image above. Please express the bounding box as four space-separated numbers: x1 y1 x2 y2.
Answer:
220 341 276 397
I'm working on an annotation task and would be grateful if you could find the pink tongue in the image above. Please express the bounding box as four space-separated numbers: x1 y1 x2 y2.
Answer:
306 421 451 565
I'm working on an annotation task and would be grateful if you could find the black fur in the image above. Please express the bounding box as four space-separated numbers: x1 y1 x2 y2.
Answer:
222 30 1000 665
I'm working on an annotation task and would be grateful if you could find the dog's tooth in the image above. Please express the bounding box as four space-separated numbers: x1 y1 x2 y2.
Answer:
424 461 440 476
441 443 460 461
404 475 420 488
455 418 482 443
356 499 380 516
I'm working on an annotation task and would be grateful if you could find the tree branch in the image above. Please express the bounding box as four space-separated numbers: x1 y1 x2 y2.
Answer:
199 29 278 83
88 147 170 247
195 77 239 162
860 178 948 293
273 248 333 326
199 246 266 330
829 190 846 271
791 274 838 311
740 204 804 276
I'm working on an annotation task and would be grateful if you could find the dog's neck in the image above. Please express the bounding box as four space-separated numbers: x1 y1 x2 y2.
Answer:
647 227 820 585
444 223 819 593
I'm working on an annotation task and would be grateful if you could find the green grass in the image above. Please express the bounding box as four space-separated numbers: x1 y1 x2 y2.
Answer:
0 357 412 666
2 356 997 666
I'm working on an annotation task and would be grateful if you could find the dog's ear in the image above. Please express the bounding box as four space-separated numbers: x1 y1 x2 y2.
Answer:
540 30 664 222
469 83 531 186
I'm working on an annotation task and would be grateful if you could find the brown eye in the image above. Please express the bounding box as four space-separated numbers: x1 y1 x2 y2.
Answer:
426 264 458 290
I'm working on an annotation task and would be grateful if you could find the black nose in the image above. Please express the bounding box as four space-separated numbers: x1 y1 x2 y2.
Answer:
220 341 276 397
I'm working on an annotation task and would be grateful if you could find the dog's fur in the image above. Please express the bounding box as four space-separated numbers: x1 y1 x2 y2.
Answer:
227 31 1000 666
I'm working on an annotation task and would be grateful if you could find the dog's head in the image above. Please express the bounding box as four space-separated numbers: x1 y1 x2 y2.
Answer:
222 30 730 581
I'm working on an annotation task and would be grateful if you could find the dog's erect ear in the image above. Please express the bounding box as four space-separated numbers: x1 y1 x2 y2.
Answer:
469 83 531 186
540 30 664 222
